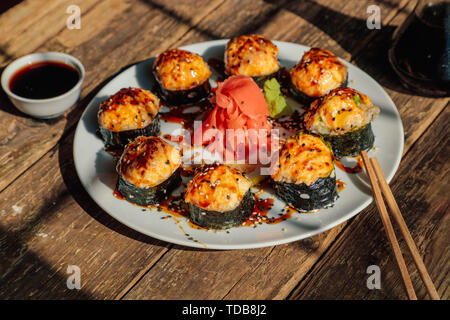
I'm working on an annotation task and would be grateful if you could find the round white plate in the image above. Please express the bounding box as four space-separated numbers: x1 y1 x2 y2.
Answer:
73 40 404 250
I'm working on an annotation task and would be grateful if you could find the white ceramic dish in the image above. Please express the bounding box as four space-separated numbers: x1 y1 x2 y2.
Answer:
1 52 85 119
73 40 404 250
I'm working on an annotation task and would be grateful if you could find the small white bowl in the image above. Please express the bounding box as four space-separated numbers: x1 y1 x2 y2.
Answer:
1 52 85 119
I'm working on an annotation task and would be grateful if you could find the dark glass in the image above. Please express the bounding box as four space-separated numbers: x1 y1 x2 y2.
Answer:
389 0 450 96
9 61 79 99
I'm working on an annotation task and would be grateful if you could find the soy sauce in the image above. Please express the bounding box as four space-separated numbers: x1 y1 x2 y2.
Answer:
389 1 450 96
9 61 79 99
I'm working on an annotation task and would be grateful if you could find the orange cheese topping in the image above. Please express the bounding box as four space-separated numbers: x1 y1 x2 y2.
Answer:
290 48 347 98
304 87 380 136
225 34 280 77
185 164 251 212
153 48 212 91
271 133 334 186
98 88 160 132
116 136 181 188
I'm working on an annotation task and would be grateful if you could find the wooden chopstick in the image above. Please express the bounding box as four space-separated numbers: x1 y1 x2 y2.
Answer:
370 157 440 300
360 151 417 300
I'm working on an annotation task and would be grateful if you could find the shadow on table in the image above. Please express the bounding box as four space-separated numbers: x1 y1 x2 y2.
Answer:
0 0 22 15
0 224 94 299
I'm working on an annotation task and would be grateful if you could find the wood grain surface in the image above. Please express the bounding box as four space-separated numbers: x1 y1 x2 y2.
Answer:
0 0 448 300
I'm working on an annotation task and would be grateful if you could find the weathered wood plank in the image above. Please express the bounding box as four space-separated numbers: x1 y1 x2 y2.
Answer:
0 0 103 65
125 246 277 300
289 106 450 299
223 230 347 300
0 0 72 53
54 0 132 48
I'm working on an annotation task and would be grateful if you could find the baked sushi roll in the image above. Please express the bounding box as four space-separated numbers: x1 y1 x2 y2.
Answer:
271 132 338 212
153 48 212 105
98 88 160 151
184 164 255 229
290 48 348 105
116 136 182 206
224 34 280 87
303 87 380 158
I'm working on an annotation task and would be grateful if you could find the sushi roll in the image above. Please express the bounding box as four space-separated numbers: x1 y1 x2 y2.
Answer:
290 48 348 105
184 164 255 229
303 87 380 158
98 88 160 151
153 48 212 105
116 136 182 206
271 132 338 212
224 34 280 87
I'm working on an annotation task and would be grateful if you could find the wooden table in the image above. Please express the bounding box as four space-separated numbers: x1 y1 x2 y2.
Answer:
0 0 448 300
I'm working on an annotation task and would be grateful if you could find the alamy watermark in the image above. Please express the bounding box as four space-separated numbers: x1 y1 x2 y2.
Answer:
366 265 381 290
66 5 81 30
66 265 81 290
367 5 381 30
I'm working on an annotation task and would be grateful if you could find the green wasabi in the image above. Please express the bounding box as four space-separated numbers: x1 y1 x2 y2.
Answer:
263 78 292 118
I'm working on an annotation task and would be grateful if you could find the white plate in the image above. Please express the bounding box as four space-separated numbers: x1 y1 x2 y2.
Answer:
73 40 404 250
